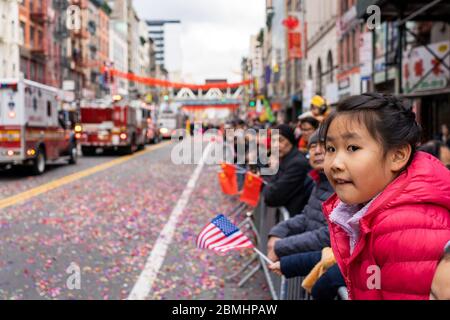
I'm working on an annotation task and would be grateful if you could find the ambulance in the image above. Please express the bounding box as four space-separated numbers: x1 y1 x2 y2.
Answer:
0 78 78 174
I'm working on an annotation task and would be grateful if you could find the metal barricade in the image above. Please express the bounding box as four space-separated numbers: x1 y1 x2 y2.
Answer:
238 198 310 300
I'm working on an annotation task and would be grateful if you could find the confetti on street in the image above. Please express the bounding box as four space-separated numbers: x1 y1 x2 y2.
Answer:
0 142 269 300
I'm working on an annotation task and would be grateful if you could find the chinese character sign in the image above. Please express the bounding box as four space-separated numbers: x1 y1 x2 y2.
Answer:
402 41 450 93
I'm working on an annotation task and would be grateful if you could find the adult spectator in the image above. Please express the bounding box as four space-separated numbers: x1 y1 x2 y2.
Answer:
267 130 333 261
262 124 312 216
297 117 320 154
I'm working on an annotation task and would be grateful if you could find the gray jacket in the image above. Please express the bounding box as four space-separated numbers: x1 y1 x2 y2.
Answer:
269 171 334 257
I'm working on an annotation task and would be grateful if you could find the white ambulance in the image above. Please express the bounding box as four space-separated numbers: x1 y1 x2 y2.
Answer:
0 78 78 175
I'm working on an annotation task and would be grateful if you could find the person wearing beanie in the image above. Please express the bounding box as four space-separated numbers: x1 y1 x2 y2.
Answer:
262 124 313 221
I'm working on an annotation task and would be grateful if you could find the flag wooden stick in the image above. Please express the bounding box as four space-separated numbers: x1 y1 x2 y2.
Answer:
253 247 273 264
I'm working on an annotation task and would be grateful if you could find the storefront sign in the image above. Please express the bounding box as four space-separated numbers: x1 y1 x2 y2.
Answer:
360 32 373 80
402 41 450 93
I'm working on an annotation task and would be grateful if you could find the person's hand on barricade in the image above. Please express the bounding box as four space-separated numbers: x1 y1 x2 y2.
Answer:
267 236 280 262
268 261 283 276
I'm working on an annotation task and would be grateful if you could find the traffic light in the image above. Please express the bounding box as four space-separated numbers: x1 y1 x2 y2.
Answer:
249 99 256 108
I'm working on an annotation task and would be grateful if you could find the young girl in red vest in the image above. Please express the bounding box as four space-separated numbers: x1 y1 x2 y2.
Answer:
320 93 450 300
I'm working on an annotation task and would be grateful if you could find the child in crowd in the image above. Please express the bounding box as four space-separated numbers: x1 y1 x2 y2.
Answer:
319 93 450 300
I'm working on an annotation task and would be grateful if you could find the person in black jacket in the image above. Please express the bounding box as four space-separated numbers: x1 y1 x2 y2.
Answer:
267 130 333 261
262 124 312 216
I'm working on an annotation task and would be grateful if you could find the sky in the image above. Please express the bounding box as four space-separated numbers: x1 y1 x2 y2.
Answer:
133 0 265 83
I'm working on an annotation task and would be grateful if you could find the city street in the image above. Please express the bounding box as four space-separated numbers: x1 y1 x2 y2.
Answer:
0 0 449 303
0 140 269 300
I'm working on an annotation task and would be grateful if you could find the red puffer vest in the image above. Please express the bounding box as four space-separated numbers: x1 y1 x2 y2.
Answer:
322 152 450 300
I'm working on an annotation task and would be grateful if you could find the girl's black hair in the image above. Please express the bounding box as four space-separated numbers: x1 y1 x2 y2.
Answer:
319 93 422 167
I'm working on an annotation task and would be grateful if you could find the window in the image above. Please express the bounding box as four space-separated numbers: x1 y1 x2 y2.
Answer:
316 58 322 95
47 101 52 117
30 62 35 79
20 22 25 44
30 26 35 48
346 35 351 68
38 30 43 48
327 51 334 83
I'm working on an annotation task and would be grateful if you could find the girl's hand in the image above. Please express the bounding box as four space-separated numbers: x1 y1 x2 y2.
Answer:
269 262 283 276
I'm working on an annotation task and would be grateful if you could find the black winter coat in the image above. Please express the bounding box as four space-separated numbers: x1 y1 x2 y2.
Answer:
262 147 312 216
269 171 334 257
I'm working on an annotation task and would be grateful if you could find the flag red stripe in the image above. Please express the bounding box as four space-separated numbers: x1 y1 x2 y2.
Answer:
196 224 215 247
208 231 243 249
213 235 250 251
215 237 254 252
208 231 245 249
198 227 221 248
200 229 223 248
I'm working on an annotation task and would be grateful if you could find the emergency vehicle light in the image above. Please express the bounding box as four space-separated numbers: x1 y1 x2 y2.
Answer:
74 125 83 133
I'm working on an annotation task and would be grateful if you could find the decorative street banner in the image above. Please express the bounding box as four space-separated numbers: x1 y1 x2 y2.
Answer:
288 32 302 59
402 41 450 93
100 67 253 90
283 15 302 60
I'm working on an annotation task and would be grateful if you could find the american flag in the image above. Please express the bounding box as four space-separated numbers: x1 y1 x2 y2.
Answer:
196 214 254 253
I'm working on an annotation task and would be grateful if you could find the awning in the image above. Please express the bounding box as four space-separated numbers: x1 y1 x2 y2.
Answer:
357 0 450 22
399 86 450 98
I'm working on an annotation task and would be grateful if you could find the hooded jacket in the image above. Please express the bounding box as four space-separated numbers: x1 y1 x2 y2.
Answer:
322 152 450 300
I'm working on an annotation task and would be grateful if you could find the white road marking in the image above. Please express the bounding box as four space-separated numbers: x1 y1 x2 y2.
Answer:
127 141 213 300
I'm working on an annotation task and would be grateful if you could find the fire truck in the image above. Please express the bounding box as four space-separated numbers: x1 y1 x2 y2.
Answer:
0 78 78 175
78 97 147 155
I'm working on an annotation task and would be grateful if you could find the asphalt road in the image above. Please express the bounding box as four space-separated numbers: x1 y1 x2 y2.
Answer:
0 139 270 300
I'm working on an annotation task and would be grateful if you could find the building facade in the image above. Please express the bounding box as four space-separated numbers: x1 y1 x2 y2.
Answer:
109 18 128 96
0 0 20 79
146 20 182 82
337 0 362 100
304 0 338 107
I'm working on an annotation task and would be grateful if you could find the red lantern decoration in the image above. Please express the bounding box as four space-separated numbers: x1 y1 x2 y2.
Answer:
282 16 300 30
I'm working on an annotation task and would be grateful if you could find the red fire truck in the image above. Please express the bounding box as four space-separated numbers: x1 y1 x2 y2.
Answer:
78 98 147 155
0 78 78 175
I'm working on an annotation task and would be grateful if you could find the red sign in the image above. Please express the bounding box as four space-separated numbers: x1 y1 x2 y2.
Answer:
288 32 302 59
